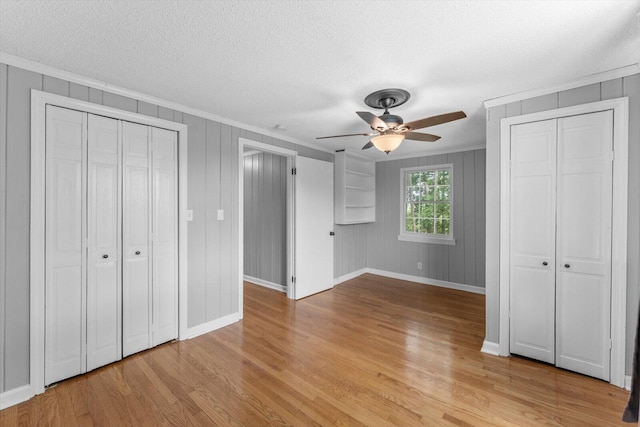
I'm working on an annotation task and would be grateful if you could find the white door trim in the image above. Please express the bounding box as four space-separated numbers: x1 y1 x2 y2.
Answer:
499 97 629 387
238 138 297 306
30 90 189 397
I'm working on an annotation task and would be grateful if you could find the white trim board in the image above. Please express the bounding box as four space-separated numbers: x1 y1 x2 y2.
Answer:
334 268 486 295
498 97 629 388
244 275 286 293
0 385 33 410
0 51 333 155
185 312 241 340
481 341 500 356
484 63 639 108
334 268 368 286
29 90 190 401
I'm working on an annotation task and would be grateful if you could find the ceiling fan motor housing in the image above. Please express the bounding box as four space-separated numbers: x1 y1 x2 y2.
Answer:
364 88 411 129
380 113 404 128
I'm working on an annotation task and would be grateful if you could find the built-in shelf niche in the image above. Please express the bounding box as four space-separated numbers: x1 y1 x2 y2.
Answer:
335 151 375 224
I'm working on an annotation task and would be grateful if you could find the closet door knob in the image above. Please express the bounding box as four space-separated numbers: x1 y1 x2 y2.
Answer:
542 261 548 266
564 264 570 268
102 254 109 259
135 251 141 255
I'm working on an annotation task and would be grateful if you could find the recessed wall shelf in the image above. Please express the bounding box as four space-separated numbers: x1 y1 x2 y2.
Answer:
335 151 376 224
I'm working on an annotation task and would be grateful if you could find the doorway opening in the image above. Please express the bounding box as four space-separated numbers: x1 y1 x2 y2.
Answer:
242 147 289 293
238 138 296 301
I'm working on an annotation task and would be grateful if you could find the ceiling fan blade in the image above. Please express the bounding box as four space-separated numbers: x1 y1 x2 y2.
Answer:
316 132 376 140
356 111 388 130
404 132 441 142
404 111 467 131
361 141 374 150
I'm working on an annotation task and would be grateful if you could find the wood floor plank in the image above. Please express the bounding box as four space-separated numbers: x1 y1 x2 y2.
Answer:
0 273 631 426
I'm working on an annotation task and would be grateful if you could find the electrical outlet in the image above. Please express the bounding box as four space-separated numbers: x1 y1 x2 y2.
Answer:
417 262 422 270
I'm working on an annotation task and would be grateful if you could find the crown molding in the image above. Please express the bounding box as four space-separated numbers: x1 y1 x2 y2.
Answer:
0 52 334 155
484 62 640 109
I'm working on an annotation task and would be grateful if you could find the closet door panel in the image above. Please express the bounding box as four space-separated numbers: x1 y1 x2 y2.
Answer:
45 106 87 385
509 119 557 364
86 114 122 371
122 122 151 357
556 111 613 381
151 127 178 346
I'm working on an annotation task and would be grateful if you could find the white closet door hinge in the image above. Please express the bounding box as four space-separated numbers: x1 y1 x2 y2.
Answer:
609 151 614 162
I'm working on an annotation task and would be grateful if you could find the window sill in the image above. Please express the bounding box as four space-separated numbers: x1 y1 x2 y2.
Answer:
397 234 456 246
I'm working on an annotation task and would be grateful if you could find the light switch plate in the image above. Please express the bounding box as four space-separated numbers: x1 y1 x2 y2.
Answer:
217 209 224 220
186 210 193 221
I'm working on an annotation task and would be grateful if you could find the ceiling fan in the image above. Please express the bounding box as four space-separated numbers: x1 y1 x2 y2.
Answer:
317 88 466 154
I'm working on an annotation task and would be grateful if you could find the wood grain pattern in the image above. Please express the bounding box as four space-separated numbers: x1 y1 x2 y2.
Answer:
1 275 629 426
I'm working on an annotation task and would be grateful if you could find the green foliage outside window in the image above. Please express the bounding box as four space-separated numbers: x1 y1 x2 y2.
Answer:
404 168 451 236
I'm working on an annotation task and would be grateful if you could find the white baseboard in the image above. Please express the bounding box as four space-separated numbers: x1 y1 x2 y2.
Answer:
185 312 241 340
334 268 368 286
625 375 632 391
481 340 501 356
0 384 33 410
365 268 486 295
243 275 286 293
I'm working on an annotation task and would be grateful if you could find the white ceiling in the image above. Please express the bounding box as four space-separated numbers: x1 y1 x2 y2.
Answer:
1 0 639 159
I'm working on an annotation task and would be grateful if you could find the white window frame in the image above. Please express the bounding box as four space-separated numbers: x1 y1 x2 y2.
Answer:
398 163 456 245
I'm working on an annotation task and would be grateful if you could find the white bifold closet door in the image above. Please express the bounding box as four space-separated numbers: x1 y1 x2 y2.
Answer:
45 105 177 386
509 111 613 381
122 123 178 357
86 114 122 372
45 107 88 385
122 121 152 357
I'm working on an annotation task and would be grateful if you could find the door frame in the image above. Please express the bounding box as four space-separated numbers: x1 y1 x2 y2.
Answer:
238 138 297 304
30 90 189 396
499 97 629 387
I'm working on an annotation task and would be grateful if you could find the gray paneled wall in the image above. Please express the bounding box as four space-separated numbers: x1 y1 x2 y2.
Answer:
334 223 369 278
0 62 332 394
366 150 486 287
485 74 640 374
243 151 287 286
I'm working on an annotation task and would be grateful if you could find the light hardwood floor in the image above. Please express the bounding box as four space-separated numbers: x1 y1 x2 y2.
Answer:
0 274 631 426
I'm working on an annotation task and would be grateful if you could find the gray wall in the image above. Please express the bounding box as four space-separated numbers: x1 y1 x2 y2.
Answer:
367 150 486 287
243 151 287 286
333 149 486 289
485 74 640 374
0 63 332 394
334 223 369 278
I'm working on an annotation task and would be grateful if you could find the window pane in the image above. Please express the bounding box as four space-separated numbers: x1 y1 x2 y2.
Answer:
412 187 421 202
424 203 434 219
426 186 435 201
419 186 428 201
437 170 450 185
425 170 435 185
436 185 450 201
436 203 450 219
436 219 448 234
406 217 415 232
410 172 420 185
425 219 435 234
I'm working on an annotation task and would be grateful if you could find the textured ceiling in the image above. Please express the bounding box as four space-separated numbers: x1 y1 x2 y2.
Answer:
1 0 639 159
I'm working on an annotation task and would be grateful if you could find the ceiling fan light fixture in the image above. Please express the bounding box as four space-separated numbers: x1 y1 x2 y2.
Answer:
371 133 404 154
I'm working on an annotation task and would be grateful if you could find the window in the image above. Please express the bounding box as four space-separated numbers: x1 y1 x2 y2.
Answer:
399 164 455 245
